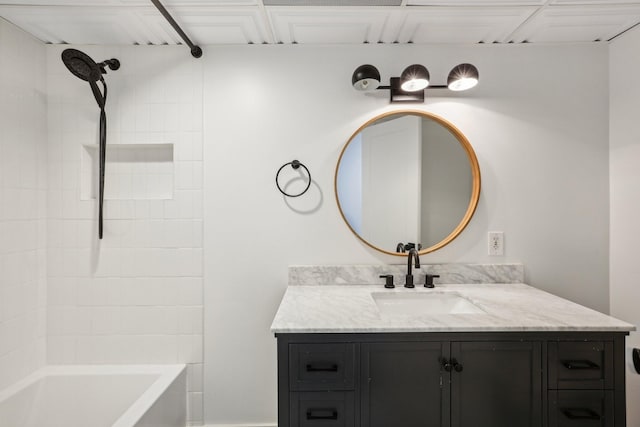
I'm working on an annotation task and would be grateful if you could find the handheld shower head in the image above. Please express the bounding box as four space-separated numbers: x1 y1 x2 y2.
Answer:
61 48 120 240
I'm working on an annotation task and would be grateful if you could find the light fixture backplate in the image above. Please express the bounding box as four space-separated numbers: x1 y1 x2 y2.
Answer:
389 77 425 103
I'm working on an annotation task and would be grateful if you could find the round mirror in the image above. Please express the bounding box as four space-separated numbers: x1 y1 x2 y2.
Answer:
335 110 481 256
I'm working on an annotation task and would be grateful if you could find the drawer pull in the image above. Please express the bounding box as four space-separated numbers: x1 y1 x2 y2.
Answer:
306 363 339 372
561 408 602 420
306 408 338 420
562 360 600 370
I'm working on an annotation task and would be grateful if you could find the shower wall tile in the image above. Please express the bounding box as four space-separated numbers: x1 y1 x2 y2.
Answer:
46 45 204 425
187 363 204 393
0 20 47 391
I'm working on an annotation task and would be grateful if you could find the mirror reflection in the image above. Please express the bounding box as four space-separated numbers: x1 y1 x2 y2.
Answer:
335 111 481 256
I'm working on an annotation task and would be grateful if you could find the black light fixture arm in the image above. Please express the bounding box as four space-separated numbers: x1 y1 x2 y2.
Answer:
376 85 448 90
150 0 202 58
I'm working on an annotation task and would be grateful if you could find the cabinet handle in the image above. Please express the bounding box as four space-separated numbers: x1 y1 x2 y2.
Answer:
306 363 339 372
306 408 338 420
451 358 464 372
561 408 602 420
562 359 600 370
441 358 463 372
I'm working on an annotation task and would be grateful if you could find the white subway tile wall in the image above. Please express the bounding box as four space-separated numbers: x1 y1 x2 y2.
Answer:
46 45 204 425
0 20 47 391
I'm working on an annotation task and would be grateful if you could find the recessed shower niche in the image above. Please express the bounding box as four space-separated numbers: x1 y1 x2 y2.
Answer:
81 143 174 200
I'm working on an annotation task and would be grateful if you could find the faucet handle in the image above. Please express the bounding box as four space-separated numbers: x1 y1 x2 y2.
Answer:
379 274 395 289
424 274 440 288
404 274 415 288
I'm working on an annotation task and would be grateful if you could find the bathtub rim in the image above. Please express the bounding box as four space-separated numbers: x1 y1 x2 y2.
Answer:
0 364 186 427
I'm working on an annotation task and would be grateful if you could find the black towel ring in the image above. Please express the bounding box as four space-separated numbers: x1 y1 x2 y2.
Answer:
276 160 311 197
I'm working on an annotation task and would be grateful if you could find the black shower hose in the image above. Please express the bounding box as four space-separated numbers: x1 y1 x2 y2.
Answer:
99 107 106 239
91 78 107 239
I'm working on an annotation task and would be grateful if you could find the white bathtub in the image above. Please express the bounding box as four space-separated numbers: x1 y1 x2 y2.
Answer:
0 365 186 427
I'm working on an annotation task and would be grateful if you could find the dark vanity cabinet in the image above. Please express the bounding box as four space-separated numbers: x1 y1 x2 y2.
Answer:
277 332 627 427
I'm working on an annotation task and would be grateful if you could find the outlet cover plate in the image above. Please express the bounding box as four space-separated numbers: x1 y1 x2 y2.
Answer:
488 231 504 256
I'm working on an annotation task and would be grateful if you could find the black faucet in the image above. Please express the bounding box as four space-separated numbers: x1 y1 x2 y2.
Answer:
405 248 421 288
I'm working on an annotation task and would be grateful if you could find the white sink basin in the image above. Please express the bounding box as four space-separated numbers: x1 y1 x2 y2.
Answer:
372 292 485 316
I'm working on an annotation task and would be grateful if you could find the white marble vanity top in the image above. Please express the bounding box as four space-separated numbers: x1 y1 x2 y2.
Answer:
270 283 635 334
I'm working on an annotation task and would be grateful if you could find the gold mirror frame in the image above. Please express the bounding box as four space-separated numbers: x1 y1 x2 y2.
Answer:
334 110 481 256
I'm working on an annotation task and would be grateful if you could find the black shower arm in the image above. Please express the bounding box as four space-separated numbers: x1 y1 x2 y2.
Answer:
150 0 202 58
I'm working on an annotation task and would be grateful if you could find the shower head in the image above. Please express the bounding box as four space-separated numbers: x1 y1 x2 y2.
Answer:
61 49 101 82
61 49 120 82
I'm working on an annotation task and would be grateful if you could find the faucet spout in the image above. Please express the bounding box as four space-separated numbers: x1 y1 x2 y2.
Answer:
405 248 420 288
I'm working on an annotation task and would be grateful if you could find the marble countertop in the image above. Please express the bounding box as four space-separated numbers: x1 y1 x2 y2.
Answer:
270 283 635 334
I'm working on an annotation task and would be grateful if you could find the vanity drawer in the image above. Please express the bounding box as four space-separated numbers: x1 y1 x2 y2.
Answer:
548 341 613 389
290 391 355 427
548 390 614 427
290 343 356 391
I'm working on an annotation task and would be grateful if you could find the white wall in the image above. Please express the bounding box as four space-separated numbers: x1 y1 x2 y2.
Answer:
610 25 640 426
203 43 610 425
0 19 47 391
45 45 204 425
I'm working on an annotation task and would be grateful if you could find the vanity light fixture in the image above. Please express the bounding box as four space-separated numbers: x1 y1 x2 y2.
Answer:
351 63 479 102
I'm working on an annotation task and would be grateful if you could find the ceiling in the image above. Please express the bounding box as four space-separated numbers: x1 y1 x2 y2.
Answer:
1 0 639 46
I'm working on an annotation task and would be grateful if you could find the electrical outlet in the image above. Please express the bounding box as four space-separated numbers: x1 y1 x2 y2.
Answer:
488 232 504 256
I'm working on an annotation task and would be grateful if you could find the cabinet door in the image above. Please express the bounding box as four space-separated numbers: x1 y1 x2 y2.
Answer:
451 341 542 427
361 342 449 427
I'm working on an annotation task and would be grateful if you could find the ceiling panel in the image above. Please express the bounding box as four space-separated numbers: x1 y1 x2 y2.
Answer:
267 7 393 43
0 6 152 44
510 4 640 42
139 7 271 44
263 0 401 5
407 0 544 4
551 0 640 4
123 0 260 4
395 6 537 43
0 0 259 5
